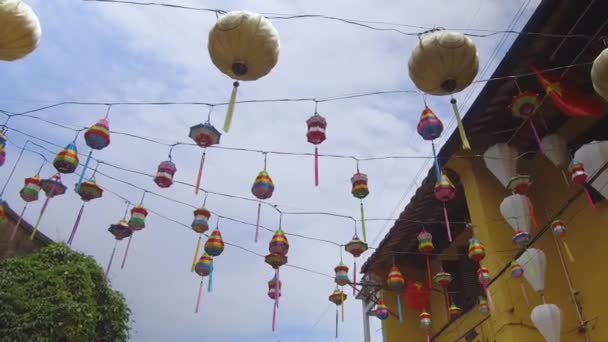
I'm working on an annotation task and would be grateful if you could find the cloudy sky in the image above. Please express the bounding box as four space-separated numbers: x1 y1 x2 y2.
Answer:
0 0 539 341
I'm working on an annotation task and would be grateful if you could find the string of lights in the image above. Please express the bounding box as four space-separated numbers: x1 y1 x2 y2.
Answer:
82 0 592 40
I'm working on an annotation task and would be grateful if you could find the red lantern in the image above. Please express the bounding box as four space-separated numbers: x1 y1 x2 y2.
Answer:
306 113 327 187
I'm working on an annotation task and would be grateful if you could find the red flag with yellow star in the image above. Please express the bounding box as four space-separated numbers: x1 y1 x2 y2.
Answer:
405 280 430 311
530 64 604 117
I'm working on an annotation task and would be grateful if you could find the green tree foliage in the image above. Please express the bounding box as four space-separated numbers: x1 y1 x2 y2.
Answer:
0 243 131 341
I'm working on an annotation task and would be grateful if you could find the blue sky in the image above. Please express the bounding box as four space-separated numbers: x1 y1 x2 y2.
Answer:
0 1 539 341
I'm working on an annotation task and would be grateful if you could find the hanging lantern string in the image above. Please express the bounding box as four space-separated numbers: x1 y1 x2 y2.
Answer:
139 190 147 205
0 139 29 198
206 105 214 124
512 77 522 93
168 143 177 160
202 190 208 207
104 104 112 119
122 201 131 219
313 100 319 115
263 152 268 171
72 129 84 144
90 161 100 179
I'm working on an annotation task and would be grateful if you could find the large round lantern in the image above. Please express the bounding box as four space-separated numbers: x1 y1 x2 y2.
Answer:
408 30 479 149
208 11 280 132
0 0 41 61
591 48 608 102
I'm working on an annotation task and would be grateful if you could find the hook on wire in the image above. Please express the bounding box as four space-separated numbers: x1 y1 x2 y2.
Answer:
104 104 112 119
206 105 214 123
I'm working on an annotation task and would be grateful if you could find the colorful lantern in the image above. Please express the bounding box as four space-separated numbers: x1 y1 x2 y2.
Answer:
507 174 532 195
329 289 347 338
190 207 211 272
204 228 225 257
417 106 444 180
478 296 489 313
591 48 608 102
334 262 350 286
53 143 79 174
387 263 405 323
351 170 369 242
419 311 432 329
477 266 494 313
568 160 597 211
67 178 103 246
434 172 456 242
0 0 41 61
531 304 563 342
516 248 547 297
374 298 389 320
20 175 41 202
511 260 529 305
306 112 327 187
510 91 544 151
417 229 434 254
483 143 518 188
128 205 148 231
448 303 462 320
408 31 478 149
268 275 282 300
29 174 67 240
208 11 280 132
77 117 111 192
105 219 132 278
573 141 608 210
345 234 368 295
467 238 486 263
551 220 574 263
433 267 453 321
0 200 7 224
266 226 289 332
194 253 213 313
154 159 177 188
189 121 221 194
252 169 274 242
500 193 533 248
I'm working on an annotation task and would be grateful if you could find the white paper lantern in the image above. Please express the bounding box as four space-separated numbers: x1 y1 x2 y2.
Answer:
574 140 608 200
541 134 569 168
516 248 546 293
500 193 532 233
531 304 562 342
483 143 518 188
591 48 608 102
408 31 479 96
0 0 41 61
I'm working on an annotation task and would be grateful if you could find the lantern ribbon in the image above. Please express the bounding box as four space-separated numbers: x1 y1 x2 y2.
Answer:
442 203 453 242
255 201 262 243
520 280 530 305
223 81 239 132
527 198 539 229
360 201 367 243
194 150 206 195
105 240 118 279
352 260 357 296
341 292 345 322
335 306 339 339
208 261 214 292
120 234 134 269
10 204 28 241
397 294 404 323
583 187 597 212
67 203 86 246
75 150 93 193
29 183 57 240
432 141 441 182
191 236 202 272
450 98 471 150
562 240 575 263
314 146 319 187
195 279 204 313
272 268 280 332
529 121 544 153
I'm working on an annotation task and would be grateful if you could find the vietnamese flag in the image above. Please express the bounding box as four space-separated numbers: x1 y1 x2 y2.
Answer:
530 63 604 117
404 280 430 311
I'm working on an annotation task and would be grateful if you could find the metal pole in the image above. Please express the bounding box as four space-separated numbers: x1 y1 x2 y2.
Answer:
362 299 371 342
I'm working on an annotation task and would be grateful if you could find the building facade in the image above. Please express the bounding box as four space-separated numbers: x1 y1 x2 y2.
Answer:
360 1 608 341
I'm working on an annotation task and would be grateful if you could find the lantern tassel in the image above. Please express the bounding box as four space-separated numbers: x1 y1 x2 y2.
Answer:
397 294 403 323
335 307 339 339
75 150 93 193
432 141 441 182
482 283 495 313
426 335 431 342
223 81 239 132
360 202 367 243
520 281 529 305
583 187 597 212
195 279 204 313
442 203 453 242
562 240 575 263
10 204 28 241
527 198 539 229
120 234 134 269
194 150 206 195
450 98 471 150
272 301 278 332
341 293 345 322
208 260 213 292
314 146 319 187
255 201 261 243
426 257 432 290
561 169 570 186
67 203 86 246
444 291 450 321
105 241 118 279
529 121 544 152
29 184 57 240
191 236 202 272
352 260 357 296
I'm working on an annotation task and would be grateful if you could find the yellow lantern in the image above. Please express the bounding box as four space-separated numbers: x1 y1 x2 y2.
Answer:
208 11 280 132
0 0 41 61
591 48 608 102
408 31 479 149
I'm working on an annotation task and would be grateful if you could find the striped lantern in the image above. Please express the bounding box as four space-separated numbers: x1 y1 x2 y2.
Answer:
20 175 41 202
53 143 79 174
306 113 327 186
154 160 177 188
